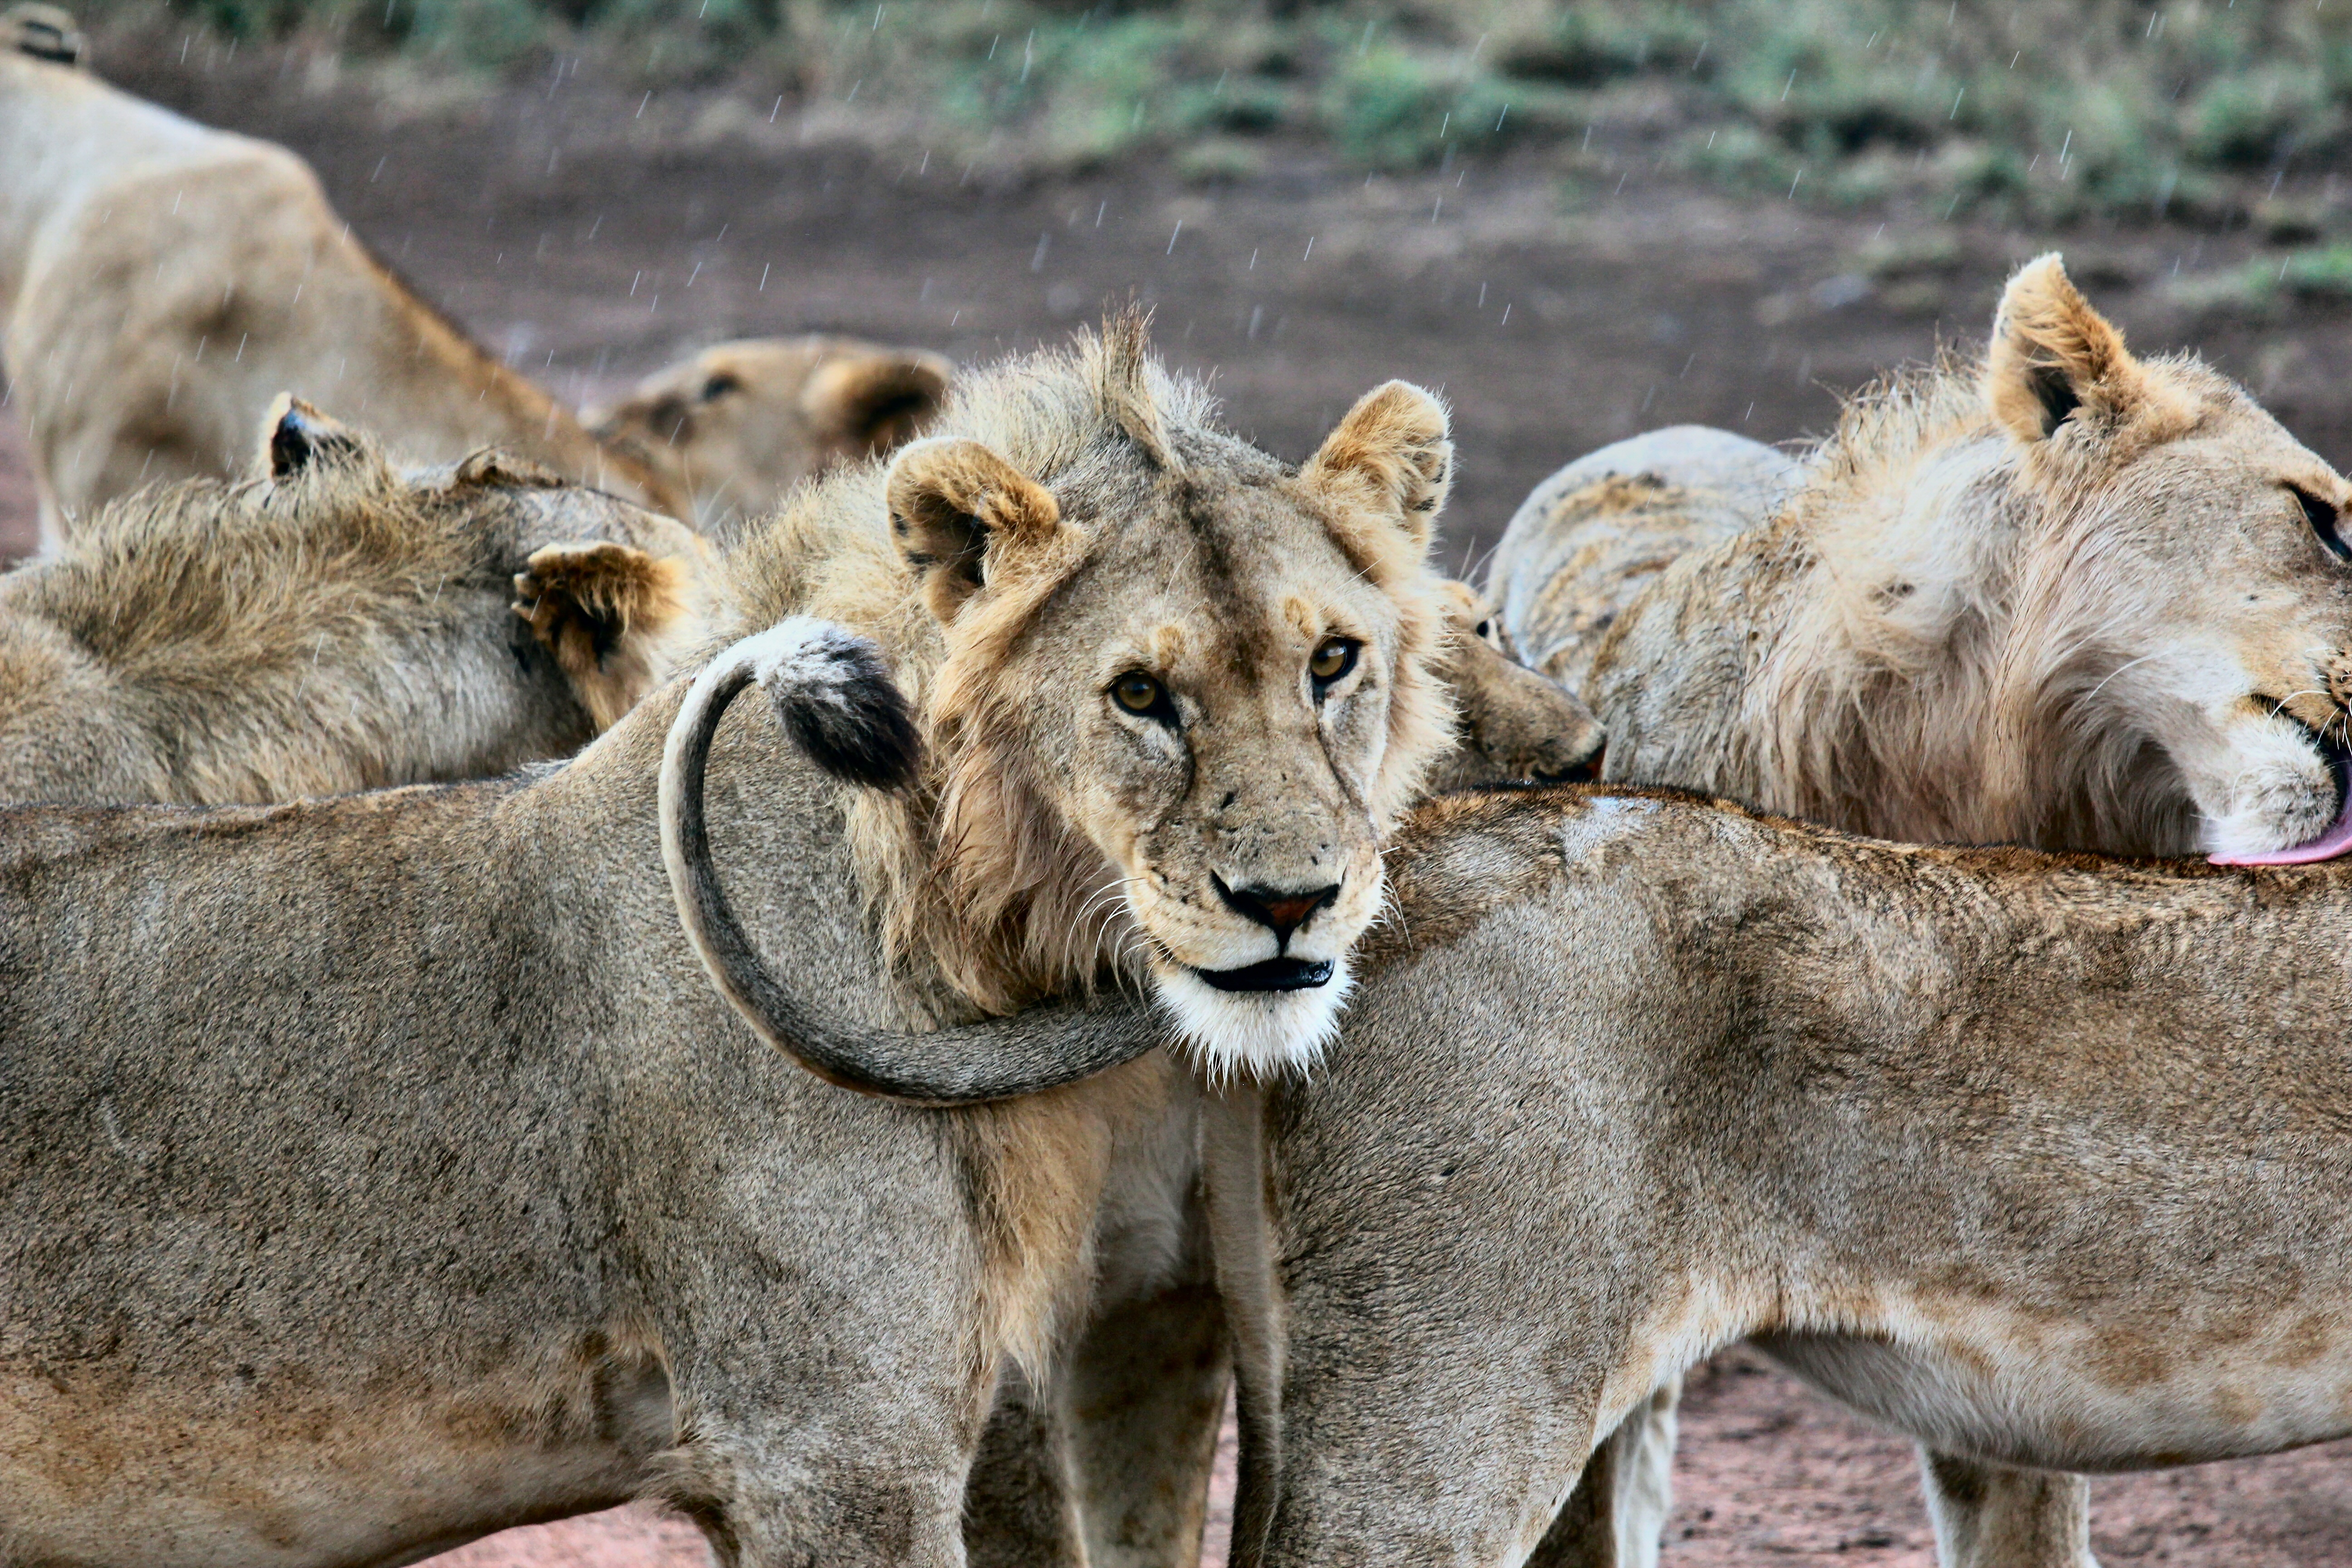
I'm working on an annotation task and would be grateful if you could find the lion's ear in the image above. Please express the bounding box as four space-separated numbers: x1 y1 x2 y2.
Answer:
512 542 694 731
259 393 368 477
806 349 952 459
885 436 1063 622
1299 380 1451 575
1985 253 2149 443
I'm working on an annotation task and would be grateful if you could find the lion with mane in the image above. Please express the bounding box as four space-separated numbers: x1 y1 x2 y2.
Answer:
727 309 1462 1071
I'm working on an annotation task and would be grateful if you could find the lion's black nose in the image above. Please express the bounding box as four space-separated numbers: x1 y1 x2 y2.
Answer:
1215 876 1341 947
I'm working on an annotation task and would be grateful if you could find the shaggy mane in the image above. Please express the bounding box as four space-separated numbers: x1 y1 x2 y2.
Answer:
722 314 1449 1019
1722 343 2237 855
12 449 485 694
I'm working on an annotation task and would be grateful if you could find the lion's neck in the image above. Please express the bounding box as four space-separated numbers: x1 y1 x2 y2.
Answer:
1590 424 2190 853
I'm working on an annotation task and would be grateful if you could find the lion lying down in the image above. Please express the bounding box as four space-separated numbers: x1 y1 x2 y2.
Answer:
0 34 685 539
746 781 2352 1568
0 396 712 805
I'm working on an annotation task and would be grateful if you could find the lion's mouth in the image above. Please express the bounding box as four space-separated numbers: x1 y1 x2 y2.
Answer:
1194 957 1336 992
2211 715 2352 866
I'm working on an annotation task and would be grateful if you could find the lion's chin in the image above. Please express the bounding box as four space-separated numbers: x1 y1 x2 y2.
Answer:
1152 956 1353 1080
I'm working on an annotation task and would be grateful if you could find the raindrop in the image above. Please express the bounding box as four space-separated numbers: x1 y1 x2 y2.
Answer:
637 91 652 118
1167 220 1183 255
1032 233 1052 272
760 263 771 290
1303 235 1315 260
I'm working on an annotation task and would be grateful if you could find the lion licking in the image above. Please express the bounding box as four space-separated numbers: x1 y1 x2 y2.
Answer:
1494 252 2352 866
0 34 686 543
587 333 953 543
0 395 712 804
1490 253 2352 1563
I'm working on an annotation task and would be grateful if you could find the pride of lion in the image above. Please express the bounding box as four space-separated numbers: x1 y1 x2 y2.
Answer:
5 11 2352 1567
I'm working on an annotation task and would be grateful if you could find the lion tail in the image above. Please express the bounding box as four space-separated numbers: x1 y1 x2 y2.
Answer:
658 617 1163 1103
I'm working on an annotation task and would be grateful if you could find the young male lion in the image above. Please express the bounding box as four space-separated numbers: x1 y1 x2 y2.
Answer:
586 333 954 543
1488 254 2352 1564
0 395 713 804
0 34 686 542
0 320 1490 1565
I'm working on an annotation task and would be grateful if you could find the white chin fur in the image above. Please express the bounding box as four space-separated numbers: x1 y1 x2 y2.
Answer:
1152 958 1353 1081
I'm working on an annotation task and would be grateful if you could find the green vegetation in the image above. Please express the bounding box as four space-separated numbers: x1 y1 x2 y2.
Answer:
83 0 2352 229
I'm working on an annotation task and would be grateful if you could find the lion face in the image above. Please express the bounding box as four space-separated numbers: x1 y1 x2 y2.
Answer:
1980 257 2352 864
884 373 1454 1074
587 336 950 539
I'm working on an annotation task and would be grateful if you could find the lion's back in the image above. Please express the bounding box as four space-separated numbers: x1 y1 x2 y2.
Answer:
1489 427 1800 692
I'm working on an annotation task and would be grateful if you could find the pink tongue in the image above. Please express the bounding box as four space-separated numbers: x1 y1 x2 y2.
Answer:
2210 787 2352 866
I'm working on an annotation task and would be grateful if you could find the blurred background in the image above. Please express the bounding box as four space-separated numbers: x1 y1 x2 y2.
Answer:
11 2 2352 1561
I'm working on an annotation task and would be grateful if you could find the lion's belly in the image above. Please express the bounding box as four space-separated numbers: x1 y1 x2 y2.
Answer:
0 1345 670 1568
1758 1318 2352 1472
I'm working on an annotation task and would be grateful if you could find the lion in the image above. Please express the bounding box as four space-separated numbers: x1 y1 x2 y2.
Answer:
662 566 1599 1568
0 394 713 804
586 333 953 542
706 782 2352 1568
0 318 1501 1565
0 36 688 546
1486 253 2352 1564
1493 254 2352 867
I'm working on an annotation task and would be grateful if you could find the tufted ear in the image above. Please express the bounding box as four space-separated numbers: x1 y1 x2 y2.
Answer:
1298 381 1452 573
885 436 1063 622
512 542 695 730
1985 253 2151 444
258 393 368 477
805 349 952 459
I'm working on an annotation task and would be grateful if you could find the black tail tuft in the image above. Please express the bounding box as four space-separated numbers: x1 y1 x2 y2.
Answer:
766 626 922 791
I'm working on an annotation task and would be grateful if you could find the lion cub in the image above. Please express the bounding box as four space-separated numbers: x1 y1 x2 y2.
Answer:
0 397 714 804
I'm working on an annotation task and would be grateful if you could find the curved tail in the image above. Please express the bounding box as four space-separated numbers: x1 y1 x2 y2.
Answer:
659 618 1164 1104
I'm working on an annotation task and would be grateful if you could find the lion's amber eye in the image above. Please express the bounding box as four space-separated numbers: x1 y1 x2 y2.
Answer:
1112 671 1168 717
1309 637 1359 687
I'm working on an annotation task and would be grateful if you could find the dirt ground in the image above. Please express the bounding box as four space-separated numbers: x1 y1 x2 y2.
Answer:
10 35 2352 1566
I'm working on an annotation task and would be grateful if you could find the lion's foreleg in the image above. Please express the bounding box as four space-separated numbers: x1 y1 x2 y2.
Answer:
1525 1378 1680 1568
1920 1451 2097 1568
1061 1281 1231 1568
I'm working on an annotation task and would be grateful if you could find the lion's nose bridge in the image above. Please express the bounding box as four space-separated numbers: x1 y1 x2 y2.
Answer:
1194 727 1362 900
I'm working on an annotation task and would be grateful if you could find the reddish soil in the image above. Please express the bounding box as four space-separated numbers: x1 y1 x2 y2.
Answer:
8 37 2352 1566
